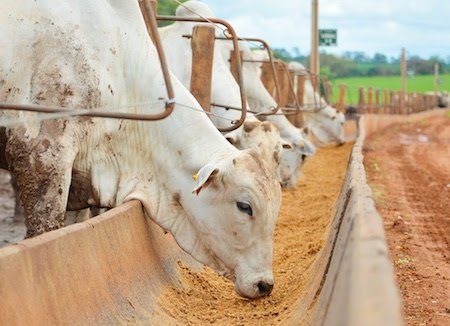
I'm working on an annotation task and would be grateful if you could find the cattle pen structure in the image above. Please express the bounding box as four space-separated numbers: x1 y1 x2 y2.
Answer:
1 0 447 324
1 112 425 324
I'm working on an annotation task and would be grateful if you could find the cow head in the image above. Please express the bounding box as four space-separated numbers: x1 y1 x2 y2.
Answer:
306 106 346 145
225 120 286 172
180 149 281 298
278 128 316 188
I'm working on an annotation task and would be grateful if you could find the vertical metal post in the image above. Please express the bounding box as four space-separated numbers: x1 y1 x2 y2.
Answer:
140 0 158 43
310 0 319 75
190 25 216 113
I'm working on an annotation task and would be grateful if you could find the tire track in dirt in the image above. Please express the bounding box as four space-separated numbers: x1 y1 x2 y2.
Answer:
365 112 450 325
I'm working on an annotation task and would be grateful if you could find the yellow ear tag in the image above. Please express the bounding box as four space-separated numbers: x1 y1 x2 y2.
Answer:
298 142 305 149
192 173 199 181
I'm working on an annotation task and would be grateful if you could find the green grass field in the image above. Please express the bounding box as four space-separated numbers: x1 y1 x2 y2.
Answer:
330 74 450 104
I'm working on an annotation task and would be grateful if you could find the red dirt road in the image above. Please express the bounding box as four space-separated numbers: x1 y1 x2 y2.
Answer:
365 111 450 325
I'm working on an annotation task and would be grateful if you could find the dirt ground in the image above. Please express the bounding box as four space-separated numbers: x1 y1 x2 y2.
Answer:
156 143 354 325
0 169 25 247
364 112 450 325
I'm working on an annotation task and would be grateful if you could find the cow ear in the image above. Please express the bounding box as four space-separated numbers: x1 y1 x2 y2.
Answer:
243 121 260 133
192 164 219 195
295 141 316 156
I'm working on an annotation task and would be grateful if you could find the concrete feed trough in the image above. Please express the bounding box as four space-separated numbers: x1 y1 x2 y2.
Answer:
2 111 432 324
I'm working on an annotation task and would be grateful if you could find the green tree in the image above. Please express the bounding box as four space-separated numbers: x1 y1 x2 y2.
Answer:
157 0 187 27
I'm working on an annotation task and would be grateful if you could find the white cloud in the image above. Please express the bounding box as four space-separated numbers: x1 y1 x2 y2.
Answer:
202 0 450 58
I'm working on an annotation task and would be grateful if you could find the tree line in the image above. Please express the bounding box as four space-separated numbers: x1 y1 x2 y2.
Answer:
155 1 448 79
273 48 450 78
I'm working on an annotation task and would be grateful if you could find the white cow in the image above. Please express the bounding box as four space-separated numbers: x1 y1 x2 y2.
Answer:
219 44 316 188
159 1 287 172
0 0 281 298
288 61 345 145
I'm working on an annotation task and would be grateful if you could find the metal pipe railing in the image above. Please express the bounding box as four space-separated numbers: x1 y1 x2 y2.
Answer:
157 15 247 132
1 0 175 122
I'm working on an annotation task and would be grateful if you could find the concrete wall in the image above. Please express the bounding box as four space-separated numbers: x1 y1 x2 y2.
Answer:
309 114 403 326
0 202 198 324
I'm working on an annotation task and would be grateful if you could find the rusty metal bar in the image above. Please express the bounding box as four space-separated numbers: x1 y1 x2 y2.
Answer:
211 102 258 114
0 101 174 121
1 0 175 121
156 15 246 132
190 33 324 116
238 38 281 111
212 36 282 115
183 35 283 116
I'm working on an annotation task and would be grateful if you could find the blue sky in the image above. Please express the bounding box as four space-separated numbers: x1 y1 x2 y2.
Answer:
203 0 450 60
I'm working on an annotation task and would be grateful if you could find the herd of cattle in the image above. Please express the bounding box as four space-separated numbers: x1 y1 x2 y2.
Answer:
0 0 345 299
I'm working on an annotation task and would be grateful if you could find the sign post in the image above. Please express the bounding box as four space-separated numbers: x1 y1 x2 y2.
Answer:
310 0 319 75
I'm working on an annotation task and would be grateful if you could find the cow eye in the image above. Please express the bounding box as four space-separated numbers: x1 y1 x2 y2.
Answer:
236 201 253 216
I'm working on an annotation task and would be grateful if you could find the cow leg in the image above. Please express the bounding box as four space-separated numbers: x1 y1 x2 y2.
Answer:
6 128 76 238
9 174 24 222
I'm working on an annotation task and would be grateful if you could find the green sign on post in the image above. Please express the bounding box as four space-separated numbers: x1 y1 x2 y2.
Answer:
319 29 337 46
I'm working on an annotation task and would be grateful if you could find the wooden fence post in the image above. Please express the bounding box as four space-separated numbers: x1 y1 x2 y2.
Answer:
375 89 380 113
287 71 297 107
367 87 374 113
311 75 319 96
397 92 404 114
407 92 414 114
229 49 243 83
261 62 276 97
286 71 303 127
276 63 289 107
358 87 365 113
190 25 216 113
297 75 306 107
389 91 395 114
383 90 389 113
294 75 306 127
414 93 420 112
323 78 332 104
337 84 346 113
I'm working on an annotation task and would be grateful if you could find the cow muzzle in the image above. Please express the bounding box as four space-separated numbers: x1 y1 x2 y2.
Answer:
235 273 274 298
256 280 274 296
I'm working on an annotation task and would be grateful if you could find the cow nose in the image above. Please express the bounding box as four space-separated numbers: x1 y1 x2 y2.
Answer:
257 281 274 296
301 154 307 161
